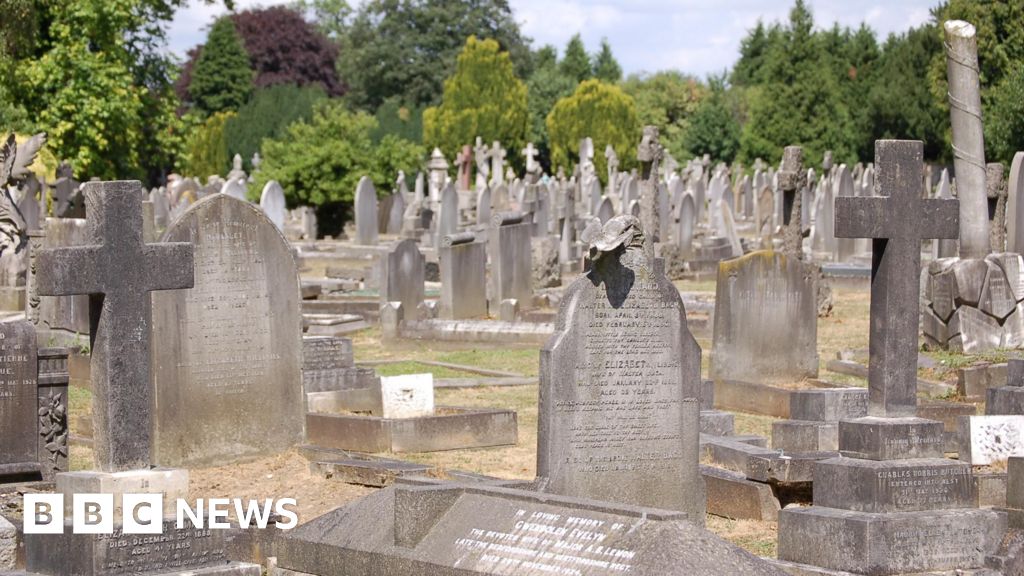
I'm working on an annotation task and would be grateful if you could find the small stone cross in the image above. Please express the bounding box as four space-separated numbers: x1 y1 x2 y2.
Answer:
522 142 540 183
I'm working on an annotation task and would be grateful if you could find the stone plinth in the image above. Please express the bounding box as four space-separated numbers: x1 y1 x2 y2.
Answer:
306 407 517 453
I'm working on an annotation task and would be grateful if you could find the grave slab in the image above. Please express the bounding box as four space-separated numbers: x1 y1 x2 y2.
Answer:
812 457 974 513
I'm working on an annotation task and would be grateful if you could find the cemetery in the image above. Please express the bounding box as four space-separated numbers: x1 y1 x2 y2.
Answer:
2 0 1024 575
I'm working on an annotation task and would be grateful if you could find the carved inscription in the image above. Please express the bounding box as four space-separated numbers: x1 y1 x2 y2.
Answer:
453 508 635 575
887 523 985 569
0 323 37 467
177 220 276 396
561 279 683 475
98 522 227 575
876 466 971 507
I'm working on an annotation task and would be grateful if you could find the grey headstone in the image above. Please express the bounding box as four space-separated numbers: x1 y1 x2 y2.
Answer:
36 181 195 472
437 183 458 245
259 180 286 231
151 193 301 467
475 184 491 226
711 251 818 383
386 192 405 234
488 212 533 308
597 196 614 223
539 215 705 520
354 176 379 245
439 233 487 319
379 239 425 321
149 188 169 232
0 320 40 479
677 192 696 256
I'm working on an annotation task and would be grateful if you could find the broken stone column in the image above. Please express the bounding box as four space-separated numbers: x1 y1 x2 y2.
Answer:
945 20 990 259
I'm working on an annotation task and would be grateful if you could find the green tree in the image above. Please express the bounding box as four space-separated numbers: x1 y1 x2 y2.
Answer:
372 97 424 144
546 79 640 182
188 17 253 116
731 20 782 87
3 0 227 181
592 38 622 83
868 25 945 160
622 71 706 162
525 45 575 171
184 111 234 178
339 0 533 110
684 76 740 163
738 0 857 165
987 63 1024 165
560 34 592 83
223 84 326 172
422 36 528 166
253 101 423 207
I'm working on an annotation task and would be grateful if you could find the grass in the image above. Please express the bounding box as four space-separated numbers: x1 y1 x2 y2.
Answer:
371 361 481 379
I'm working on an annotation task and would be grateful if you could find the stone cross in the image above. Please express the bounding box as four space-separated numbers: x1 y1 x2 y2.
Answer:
778 146 806 259
455 145 473 191
35 181 194 471
473 137 490 181
522 142 540 184
835 141 958 417
605 144 619 193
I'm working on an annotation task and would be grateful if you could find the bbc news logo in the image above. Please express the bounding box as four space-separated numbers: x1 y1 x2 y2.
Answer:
24 494 298 534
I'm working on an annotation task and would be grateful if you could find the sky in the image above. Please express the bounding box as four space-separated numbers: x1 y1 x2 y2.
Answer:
166 0 936 77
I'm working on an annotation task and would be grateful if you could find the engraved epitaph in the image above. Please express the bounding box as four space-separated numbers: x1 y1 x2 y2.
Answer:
0 320 39 478
538 216 704 521
35 181 194 472
835 141 958 417
151 194 302 467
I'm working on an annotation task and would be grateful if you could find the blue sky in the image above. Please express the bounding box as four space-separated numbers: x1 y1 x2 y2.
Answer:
167 0 936 77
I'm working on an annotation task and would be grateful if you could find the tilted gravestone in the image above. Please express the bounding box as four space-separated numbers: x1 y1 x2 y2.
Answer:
354 176 379 245
379 238 425 321
273 481 785 576
778 141 1003 575
151 193 302 467
711 251 818 384
36 181 194 472
538 215 705 522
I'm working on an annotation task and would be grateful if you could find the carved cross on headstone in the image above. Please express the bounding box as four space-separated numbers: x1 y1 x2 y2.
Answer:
835 141 959 417
778 146 806 259
35 181 194 471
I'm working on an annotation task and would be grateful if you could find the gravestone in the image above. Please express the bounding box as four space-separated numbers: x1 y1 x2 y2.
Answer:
386 191 406 234
149 188 169 232
37 181 195 472
302 336 357 394
379 238 425 321
220 177 247 201
778 141 1003 575
958 415 1024 465
274 481 785 576
538 215 705 521
1009 152 1024 254
475 184 491 226
151 193 302 467
677 192 696 256
711 252 818 383
354 176 379 245
0 320 40 480
778 146 806 258
437 182 458 246
259 179 286 231
488 212 533 310
439 232 487 319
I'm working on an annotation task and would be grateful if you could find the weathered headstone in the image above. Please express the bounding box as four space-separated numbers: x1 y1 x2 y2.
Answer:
778 141 1003 575
259 179 286 231
151 193 301 467
711 251 818 383
439 232 487 319
0 320 40 480
958 415 1024 465
386 191 406 234
354 176 379 245
437 182 458 245
539 215 705 521
37 181 195 472
379 238 425 321
220 177 248 201
987 358 1024 415
1009 152 1024 254
488 212 533 310
778 146 805 258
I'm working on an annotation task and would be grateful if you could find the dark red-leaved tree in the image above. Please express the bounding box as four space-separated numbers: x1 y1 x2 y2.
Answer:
178 6 345 105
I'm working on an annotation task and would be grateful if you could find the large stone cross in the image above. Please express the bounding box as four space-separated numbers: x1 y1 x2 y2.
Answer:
36 181 194 471
835 141 958 417
778 146 806 258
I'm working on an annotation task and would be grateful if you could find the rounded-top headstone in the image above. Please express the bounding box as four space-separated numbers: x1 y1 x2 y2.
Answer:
151 193 303 467
259 180 287 231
